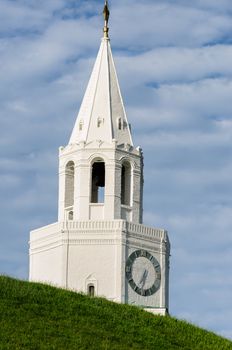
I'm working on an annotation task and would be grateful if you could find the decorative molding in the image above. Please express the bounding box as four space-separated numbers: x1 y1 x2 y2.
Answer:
125 240 162 254
30 242 63 254
30 238 121 254
30 221 168 248
62 239 117 245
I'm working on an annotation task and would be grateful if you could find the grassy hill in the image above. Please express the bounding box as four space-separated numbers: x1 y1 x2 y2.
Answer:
0 276 231 350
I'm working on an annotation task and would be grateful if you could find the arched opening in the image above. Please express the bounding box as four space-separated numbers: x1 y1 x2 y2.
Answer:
68 211 73 221
65 161 75 209
88 284 95 297
121 161 131 206
91 161 105 203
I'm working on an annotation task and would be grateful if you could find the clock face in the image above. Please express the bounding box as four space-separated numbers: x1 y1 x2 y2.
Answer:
125 250 161 296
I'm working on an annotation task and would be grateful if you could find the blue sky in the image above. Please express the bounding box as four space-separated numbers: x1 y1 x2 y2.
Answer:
1 0 232 340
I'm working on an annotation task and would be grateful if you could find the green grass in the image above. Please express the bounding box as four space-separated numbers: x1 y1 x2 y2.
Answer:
0 276 231 350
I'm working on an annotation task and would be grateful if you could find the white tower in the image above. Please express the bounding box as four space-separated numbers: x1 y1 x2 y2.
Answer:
29 1 170 315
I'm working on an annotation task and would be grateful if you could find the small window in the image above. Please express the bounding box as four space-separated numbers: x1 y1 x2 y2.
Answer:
97 117 104 128
118 118 122 130
68 211 73 220
79 120 83 131
88 284 95 297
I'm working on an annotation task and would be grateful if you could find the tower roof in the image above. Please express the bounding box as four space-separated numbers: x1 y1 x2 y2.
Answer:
69 2 133 146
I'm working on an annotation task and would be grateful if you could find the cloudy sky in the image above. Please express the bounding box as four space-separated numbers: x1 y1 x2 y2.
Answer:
1 0 232 340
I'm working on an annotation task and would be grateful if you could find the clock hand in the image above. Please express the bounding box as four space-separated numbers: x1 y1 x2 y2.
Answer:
139 269 148 288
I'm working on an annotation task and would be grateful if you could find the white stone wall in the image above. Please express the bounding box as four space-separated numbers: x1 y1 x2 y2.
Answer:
30 220 170 312
29 223 65 287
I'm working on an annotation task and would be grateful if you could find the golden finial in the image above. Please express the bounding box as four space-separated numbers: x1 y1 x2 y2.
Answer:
103 0 110 38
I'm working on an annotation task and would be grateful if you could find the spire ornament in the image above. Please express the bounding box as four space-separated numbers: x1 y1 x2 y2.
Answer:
103 0 110 38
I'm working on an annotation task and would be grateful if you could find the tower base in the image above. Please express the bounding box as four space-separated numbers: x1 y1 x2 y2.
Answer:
29 220 170 312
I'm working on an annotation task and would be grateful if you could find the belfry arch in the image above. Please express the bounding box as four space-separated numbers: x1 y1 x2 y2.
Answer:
64 161 75 211
121 160 132 206
91 160 105 203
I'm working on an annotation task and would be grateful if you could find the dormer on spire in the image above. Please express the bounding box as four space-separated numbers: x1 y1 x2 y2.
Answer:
103 0 110 38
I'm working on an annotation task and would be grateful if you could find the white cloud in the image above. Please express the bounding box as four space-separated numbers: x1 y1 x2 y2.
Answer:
117 45 232 86
111 1 232 48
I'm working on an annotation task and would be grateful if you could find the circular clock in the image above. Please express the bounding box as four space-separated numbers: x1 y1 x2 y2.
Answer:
125 250 161 296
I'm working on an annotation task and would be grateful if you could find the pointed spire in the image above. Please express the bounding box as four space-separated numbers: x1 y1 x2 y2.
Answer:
103 0 110 38
68 1 133 147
